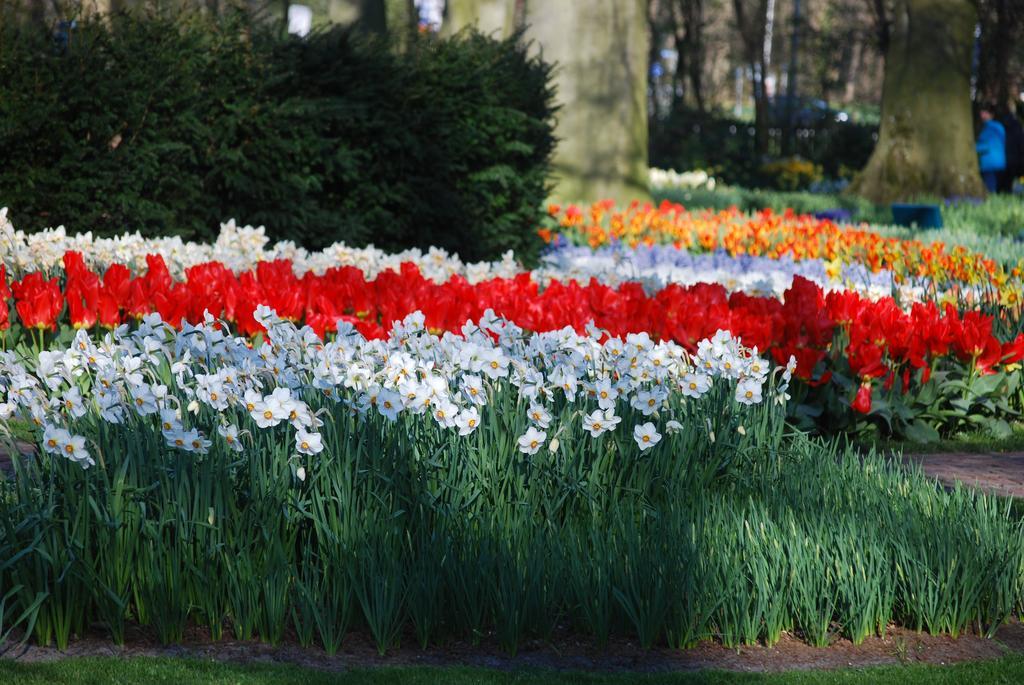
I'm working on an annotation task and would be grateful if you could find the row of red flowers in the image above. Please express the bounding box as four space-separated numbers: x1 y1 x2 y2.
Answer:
3 252 1022 418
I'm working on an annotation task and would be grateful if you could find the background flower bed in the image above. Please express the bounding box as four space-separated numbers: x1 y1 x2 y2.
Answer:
653 184 1024 240
0 14 555 263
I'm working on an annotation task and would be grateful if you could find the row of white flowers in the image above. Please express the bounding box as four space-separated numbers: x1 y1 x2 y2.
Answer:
0 305 793 470
648 167 717 191
0 208 521 283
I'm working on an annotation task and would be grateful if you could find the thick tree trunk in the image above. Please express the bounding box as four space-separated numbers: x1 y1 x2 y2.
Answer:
523 0 650 202
684 0 707 113
848 0 985 203
445 0 649 201
327 0 386 33
442 0 515 37
733 0 771 155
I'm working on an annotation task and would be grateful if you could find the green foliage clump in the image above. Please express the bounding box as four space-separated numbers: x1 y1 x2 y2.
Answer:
650 108 876 188
0 12 556 263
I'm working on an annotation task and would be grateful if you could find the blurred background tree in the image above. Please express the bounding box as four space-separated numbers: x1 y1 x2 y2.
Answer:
2 0 1023 214
848 0 985 202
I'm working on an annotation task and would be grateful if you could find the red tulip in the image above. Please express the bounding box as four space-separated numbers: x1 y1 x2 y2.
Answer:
852 382 872 414
11 272 63 331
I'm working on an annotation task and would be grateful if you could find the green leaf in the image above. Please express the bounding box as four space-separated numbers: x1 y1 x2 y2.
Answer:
987 418 1013 439
903 419 940 444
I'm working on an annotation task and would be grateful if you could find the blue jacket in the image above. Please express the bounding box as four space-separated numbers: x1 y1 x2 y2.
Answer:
977 120 1006 172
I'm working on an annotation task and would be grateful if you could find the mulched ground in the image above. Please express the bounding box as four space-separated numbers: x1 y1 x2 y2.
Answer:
2 621 1023 674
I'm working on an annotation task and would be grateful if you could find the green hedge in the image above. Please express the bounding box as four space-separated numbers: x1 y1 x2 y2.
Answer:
650 108 877 187
0 13 556 263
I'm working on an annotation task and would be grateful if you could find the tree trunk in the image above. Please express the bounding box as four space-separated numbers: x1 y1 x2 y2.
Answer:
733 0 771 155
848 0 985 203
386 0 417 48
327 0 386 34
442 0 516 38
523 0 650 202
684 0 707 113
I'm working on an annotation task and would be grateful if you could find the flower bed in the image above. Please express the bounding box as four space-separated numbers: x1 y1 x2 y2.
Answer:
539 201 1023 305
0 309 1020 653
2 240 1021 440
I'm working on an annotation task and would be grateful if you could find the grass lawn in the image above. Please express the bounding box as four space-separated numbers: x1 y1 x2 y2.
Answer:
2 656 1024 685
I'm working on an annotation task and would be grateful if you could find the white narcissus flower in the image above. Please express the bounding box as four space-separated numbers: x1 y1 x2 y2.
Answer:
455 407 481 435
527 402 552 429
61 433 93 467
159 408 180 433
735 377 763 405
42 424 72 455
251 387 292 428
594 378 618 410
60 387 87 419
517 426 546 455
218 423 244 452
633 422 662 451
680 373 711 399
431 399 459 428
295 429 323 455
376 389 402 422
583 409 621 438
631 388 662 416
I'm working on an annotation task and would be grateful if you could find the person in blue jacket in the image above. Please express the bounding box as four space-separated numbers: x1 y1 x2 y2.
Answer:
976 104 1006 193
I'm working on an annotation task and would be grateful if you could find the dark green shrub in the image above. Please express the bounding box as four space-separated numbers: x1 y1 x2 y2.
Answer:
0 12 556 263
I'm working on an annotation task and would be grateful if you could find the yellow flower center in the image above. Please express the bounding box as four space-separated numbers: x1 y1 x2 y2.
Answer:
263 410 273 420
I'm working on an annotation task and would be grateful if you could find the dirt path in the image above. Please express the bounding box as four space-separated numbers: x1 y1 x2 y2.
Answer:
902 452 1024 499
2 622 1023 674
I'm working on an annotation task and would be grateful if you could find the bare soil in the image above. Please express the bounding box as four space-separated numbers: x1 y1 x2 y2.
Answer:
3 621 1023 674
